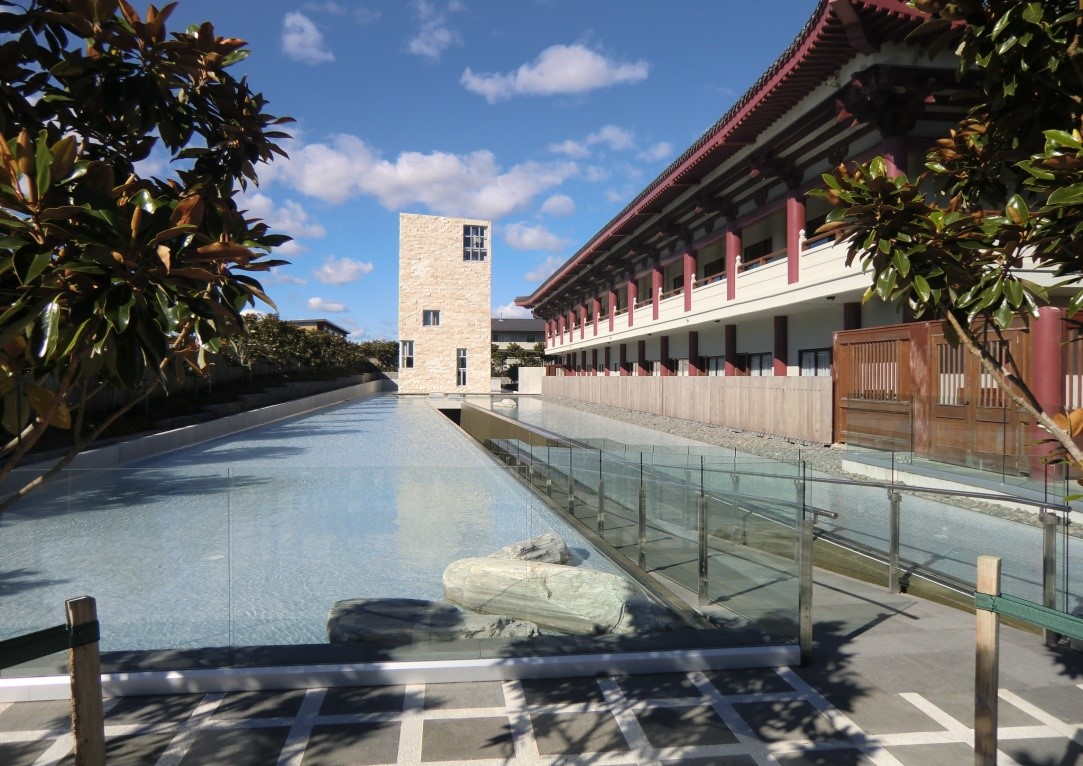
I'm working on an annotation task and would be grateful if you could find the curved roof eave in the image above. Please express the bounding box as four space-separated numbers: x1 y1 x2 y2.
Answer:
517 0 928 311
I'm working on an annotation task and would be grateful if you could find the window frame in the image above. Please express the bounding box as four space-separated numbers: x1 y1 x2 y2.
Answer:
463 225 488 261
422 309 440 327
456 347 467 386
400 340 414 369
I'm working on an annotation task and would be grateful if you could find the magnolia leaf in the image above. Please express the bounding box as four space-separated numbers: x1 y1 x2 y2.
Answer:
25 384 71 428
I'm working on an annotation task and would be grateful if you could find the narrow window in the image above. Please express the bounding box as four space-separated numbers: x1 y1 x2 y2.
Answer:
400 340 414 369
463 225 488 261
799 348 832 377
456 348 467 386
748 352 773 376
423 309 440 326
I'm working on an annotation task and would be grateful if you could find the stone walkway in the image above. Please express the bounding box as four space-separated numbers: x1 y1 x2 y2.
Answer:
2 571 1081 765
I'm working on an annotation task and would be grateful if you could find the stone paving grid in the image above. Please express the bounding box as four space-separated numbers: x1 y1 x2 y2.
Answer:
2 670 1082 765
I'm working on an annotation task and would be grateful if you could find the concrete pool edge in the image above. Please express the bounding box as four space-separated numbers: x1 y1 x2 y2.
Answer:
0 644 799 700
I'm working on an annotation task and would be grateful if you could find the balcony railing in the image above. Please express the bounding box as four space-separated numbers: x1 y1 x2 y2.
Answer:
740 246 788 272
696 272 726 289
661 286 683 300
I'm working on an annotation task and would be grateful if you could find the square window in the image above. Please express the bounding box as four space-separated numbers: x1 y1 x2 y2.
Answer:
423 309 440 327
463 225 488 261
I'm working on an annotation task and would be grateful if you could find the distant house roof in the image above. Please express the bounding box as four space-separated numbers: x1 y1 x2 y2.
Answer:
285 318 351 338
491 318 544 333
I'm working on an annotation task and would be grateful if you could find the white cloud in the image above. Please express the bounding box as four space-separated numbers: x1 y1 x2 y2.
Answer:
588 125 635 152
240 193 325 256
605 187 631 204
313 256 375 285
504 222 566 252
640 141 673 161
525 254 565 282
493 302 533 319
547 139 589 159
584 165 609 182
268 133 577 219
307 296 348 313
540 194 575 216
302 1 381 23
282 12 334 64
461 43 648 103
407 0 462 60
265 268 308 286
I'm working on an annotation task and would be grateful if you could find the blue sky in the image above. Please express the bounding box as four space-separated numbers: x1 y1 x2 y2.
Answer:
161 1 817 340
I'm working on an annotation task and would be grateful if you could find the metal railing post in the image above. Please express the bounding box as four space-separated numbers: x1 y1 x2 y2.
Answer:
567 447 575 514
888 489 902 594
698 494 709 606
638 452 647 569
546 446 552 497
799 517 814 663
794 475 806 562
731 473 742 544
1041 510 1060 646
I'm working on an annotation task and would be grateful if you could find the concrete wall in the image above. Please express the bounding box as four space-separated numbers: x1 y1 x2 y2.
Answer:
518 367 544 395
398 213 491 394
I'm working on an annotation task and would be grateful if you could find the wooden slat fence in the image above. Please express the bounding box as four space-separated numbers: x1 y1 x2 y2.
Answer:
540 375 832 443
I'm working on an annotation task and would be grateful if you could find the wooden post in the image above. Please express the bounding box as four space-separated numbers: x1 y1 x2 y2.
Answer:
975 555 1001 766
66 596 105 766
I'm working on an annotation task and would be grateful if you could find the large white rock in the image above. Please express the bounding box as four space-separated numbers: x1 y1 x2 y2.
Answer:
443 558 683 635
327 597 539 644
489 533 570 564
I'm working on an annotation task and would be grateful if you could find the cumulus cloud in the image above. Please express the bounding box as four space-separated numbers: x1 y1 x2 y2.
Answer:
640 141 673 161
547 139 589 159
588 125 635 151
268 133 577 219
307 296 348 313
239 193 326 257
540 194 575 217
265 268 308 286
525 255 565 282
504 222 566 252
302 1 381 23
282 12 334 64
584 165 609 182
313 256 375 285
461 43 648 103
407 0 462 60
493 302 533 319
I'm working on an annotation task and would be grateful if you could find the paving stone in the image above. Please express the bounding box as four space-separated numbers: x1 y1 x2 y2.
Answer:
660 756 757 766
849 653 975 694
0 700 70 732
773 748 876 765
635 704 738 748
613 673 703 700
0 739 55 766
702 668 795 695
58 731 176 766
519 676 607 706
214 689 307 718
529 710 629 755
423 680 505 709
731 700 847 742
920 691 1043 728
106 693 202 724
818 689 947 735
1010 685 1083 722
179 726 291 765
1000 736 1083 765
421 716 514 761
885 742 975 766
319 685 406 715
302 722 401 765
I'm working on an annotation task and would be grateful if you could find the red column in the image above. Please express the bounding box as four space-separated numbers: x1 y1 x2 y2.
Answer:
688 331 700 376
683 249 696 312
787 193 805 285
608 285 617 332
580 350 587 375
773 315 789 376
557 316 565 345
726 227 741 301
604 346 611 375
1032 307 1066 479
567 310 574 343
592 297 600 337
591 348 598 375
651 263 662 320
660 335 672 376
579 305 586 340
627 277 637 328
619 343 628 376
637 340 648 376
882 135 909 177
843 302 862 331
724 324 738 376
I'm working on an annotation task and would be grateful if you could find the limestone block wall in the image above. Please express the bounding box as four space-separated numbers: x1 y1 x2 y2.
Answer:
398 213 492 394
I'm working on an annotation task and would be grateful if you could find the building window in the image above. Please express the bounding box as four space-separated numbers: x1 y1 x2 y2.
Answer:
525 335 536 343
748 352 773 376
423 309 440 326
799 348 832 377
707 356 725 376
456 347 467 386
400 340 414 369
463 225 487 261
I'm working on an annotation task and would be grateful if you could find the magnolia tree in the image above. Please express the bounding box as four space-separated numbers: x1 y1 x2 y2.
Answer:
820 0 1083 476
0 0 292 510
